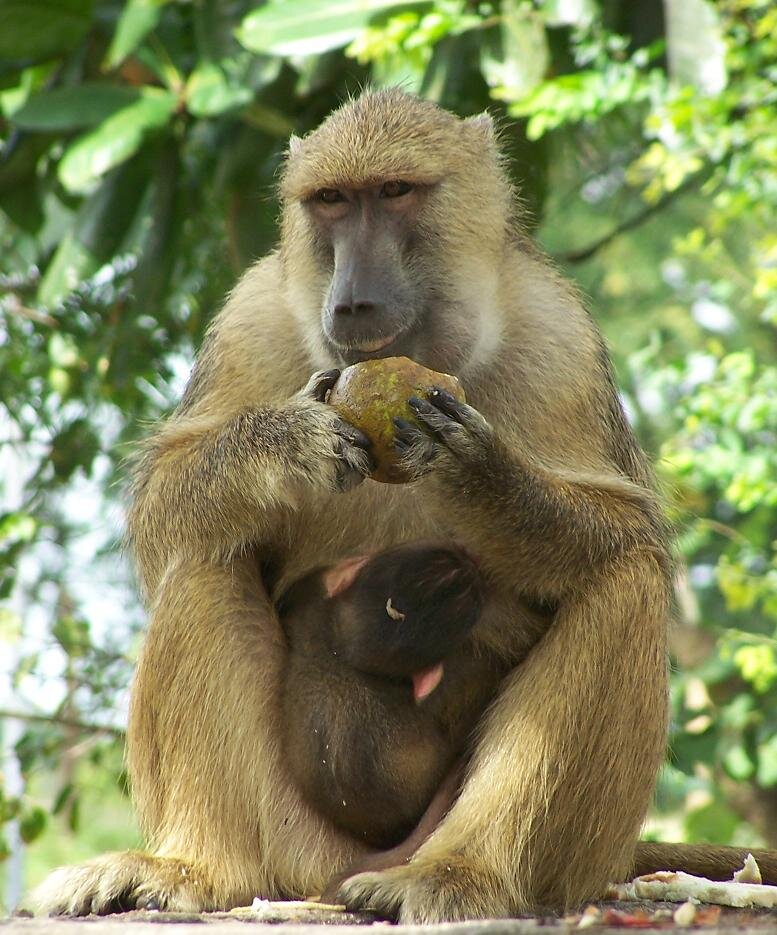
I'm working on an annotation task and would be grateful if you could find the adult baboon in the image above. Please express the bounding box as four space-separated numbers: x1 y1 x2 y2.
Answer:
32 89 774 922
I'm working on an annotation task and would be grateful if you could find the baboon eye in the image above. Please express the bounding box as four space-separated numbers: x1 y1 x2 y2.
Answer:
380 180 412 199
316 188 345 204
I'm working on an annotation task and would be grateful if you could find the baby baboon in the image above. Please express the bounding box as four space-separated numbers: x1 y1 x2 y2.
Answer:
278 542 502 847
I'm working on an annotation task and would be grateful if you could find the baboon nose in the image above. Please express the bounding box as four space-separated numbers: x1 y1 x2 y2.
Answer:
334 300 380 316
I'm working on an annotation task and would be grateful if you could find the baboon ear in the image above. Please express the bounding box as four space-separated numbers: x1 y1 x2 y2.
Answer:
464 112 496 145
288 134 303 157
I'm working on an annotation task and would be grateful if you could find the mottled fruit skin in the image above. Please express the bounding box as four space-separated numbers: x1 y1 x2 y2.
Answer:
328 357 465 483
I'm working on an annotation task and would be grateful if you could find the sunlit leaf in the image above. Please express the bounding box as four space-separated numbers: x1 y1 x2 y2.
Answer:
665 0 727 94
58 88 176 193
237 0 421 57
480 2 548 100
185 63 252 117
0 513 37 544
0 609 22 643
757 735 777 787
104 0 164 68
539 0 596 28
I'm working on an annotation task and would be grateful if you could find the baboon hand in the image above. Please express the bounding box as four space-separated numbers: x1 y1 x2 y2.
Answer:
393 387 494 479
334 855 501 924
293 369 375 492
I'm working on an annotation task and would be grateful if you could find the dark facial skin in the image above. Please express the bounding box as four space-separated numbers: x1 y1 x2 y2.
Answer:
304 181 430 366
276 543 499 848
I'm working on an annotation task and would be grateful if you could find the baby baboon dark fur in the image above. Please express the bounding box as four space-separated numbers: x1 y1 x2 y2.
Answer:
278 542 502 847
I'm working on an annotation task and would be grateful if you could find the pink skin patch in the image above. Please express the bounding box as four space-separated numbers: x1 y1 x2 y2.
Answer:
412 663 444 702
322 554 371 598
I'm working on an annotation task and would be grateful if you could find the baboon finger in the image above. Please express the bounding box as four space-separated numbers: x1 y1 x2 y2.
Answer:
333 417 372 451
393 418 437 477
301 368 342 401
429 387 492 442
407 397 467 446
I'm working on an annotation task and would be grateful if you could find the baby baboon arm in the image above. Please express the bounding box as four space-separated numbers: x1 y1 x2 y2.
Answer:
129 368 371 596
395 389 667 595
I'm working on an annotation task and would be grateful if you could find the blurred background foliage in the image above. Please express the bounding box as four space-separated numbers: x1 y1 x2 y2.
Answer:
0 0 775 912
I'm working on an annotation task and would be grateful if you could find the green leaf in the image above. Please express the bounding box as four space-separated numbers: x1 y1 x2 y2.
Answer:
104 0 164 68
53 615 90 656
185 63 252 117
0 0 94 64
723 744 755 781
684 800 740 844
39 154 152 306
58 88 176 193
757 735 777 787
0 512 37 544
480 2 548 101
52 783 75 816
12 84 141 131
19 805 47 844
237 0 420 57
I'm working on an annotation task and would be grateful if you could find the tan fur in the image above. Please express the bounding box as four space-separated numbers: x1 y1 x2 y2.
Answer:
32 89 683 920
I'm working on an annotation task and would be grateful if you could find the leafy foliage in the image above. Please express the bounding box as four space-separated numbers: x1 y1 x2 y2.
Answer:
0 0 775 900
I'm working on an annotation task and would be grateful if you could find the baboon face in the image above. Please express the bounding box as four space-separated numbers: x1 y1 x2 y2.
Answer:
281 91 510 376
304 180 428 366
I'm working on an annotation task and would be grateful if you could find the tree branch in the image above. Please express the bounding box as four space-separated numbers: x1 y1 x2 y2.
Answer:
0 708 125 738
557 167 713 264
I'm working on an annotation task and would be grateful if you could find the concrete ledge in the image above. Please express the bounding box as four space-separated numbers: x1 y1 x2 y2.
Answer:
4 902 777 935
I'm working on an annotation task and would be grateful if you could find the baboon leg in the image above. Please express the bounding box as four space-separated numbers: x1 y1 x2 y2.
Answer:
32 557 363 915
321 762 465 903
336 555 669 922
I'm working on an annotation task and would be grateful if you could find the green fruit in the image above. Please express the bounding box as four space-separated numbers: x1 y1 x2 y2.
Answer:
328 357 465 484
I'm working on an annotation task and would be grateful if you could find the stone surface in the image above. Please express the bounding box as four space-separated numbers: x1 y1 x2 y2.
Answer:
4 902 777 935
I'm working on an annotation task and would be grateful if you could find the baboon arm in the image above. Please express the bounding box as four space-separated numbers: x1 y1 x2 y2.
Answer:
336 553 670 920
437 457 667 594
128 405 308 593
403 389 667 594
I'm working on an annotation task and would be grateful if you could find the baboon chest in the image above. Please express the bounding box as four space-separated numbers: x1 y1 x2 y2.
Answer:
267 482 447 598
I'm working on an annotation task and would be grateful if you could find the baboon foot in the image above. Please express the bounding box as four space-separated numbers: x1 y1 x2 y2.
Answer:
334 855 506 923
30 851 215 916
